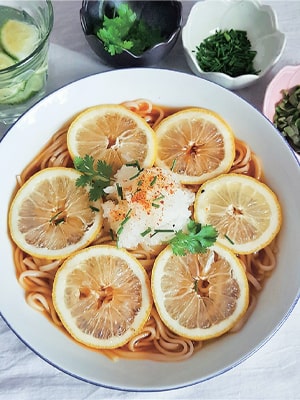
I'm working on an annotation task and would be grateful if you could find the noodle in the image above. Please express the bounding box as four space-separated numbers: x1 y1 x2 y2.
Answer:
121 98 166 128
230 138 263 180
10 99 279 362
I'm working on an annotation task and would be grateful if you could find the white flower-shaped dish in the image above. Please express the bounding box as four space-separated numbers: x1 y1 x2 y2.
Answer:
182 0 286 90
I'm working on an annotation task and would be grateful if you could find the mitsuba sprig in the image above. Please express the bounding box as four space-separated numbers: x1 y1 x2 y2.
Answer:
74 155 113 201
168 219 218 256
96 3 164 56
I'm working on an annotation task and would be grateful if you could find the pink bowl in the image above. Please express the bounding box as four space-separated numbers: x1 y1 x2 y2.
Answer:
263 64 300 121
263 65 300 160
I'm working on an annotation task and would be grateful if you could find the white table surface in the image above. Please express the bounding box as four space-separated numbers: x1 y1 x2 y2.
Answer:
1 1 299 399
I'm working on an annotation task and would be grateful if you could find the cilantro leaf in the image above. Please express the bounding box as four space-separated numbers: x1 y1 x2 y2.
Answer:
168 220 218 256
74 155 113 201
96 3 164 56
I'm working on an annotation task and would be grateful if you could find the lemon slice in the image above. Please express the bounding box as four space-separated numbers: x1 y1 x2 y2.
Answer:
9 167 103 259
52 245 152 349
194 173 282 254
151 243 249 340
67 104 157 173
154 107 235 184
0 19 39 60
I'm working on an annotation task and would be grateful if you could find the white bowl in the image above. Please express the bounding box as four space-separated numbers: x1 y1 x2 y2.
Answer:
182 0 286 90
0 69 299 391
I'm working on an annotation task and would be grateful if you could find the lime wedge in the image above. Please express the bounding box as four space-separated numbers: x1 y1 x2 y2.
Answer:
0 19 39 61
0 51 15 70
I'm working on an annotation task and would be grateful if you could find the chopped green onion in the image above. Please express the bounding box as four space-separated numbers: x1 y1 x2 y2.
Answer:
193 278 199 293
130 169 144 180
151 229 175 238
193 29 260 77
140 227 152 237
153 194 165 202
151 194 165 208
116 183 124 199
126 160 141 169
116 209 132 237
151 203 160 208
126 160 144 180
150 176 157 186
171 159 176 171
224 234 235 245
90 205 100 212
54 218 65 226
109 229 115 240
50 211 63 223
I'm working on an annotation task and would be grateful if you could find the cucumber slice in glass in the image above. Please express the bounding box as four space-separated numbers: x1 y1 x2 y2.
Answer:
0 51 25 102
3 72 45 105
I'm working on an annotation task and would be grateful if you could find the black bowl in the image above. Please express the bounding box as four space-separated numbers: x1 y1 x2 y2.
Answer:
80 0 182 67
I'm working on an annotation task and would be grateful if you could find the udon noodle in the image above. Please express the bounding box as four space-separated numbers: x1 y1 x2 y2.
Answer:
11 99 278 362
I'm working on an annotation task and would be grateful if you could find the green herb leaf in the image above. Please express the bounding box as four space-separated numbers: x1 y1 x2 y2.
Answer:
168 220 218 256
74 155 113 201
96 3 164 56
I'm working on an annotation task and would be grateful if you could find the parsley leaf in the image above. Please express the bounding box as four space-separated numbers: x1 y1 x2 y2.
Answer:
96 3 164 56
168 220 218 256
74 155 113 201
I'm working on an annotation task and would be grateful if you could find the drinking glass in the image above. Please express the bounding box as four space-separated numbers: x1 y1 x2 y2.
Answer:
0 0 53 124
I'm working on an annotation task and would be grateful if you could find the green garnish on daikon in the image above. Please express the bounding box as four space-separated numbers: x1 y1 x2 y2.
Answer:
117 209 132 237
74 156 217 256
125 160 145 180
116 182 124 199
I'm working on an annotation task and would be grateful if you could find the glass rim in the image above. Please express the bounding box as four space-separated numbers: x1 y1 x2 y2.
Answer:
0 0 54 74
